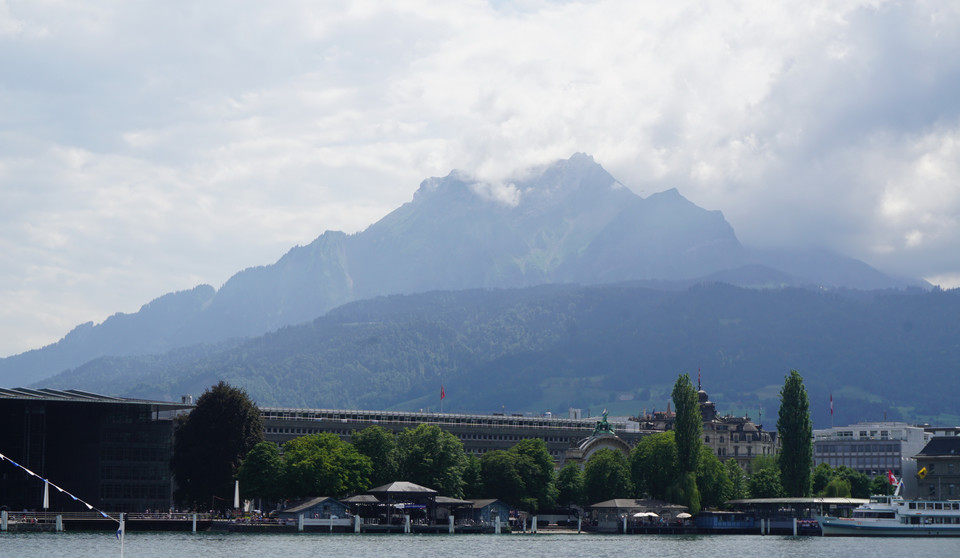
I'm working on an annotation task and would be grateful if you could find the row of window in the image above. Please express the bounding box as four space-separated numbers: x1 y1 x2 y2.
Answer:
815 443 900 454
264 426 574 444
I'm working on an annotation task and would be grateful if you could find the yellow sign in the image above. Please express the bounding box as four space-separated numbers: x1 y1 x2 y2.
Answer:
918 467 928 479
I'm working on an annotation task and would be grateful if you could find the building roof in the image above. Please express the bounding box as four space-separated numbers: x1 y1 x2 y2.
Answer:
435 496 473 506
589 498 687 511
342 494 380 504
469 499 507 509
282 496 344 513
0 387 193 409
917 436 960 457
366 481 438 495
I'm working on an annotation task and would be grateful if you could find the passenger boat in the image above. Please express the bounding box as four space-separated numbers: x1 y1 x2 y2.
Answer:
817 493 960 536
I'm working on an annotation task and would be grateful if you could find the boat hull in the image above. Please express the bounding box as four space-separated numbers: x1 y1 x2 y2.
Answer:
818 516 960 537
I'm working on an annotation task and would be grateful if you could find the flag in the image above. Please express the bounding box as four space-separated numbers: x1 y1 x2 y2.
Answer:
830 393 833 416
918 466 928 479
441 385 445 400
887 470 897 486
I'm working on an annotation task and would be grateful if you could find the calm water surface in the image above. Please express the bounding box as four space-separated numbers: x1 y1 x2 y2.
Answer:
1 531 956 557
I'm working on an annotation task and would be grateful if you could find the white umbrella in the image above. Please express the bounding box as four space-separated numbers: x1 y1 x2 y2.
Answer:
676 512 692 519
646 512 659 518
632 512 646 517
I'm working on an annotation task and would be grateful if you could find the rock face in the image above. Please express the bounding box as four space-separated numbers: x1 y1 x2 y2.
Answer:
0 153 910 385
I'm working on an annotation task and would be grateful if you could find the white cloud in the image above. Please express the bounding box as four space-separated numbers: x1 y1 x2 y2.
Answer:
1 0 960 356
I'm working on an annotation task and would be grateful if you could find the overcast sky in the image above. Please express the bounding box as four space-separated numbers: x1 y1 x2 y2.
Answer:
2 1 959 357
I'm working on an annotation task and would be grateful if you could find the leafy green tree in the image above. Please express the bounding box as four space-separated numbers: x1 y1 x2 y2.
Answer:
509 439 557 512
812 462 834 495
171 381 264 510
238 441 285 503
583 448 633 504
397 424 466 497
870 474 894 496
630 431 677 500
481 450 525 505
751 455 778 474
749 467 785 498
672 373 702 513
834 466 871 498
777 370 812 497
824 477 851 497
351 425 398 486
555 462 584 508
697 446 732 509
283 433 372 498
461 455 484 499
725 459 747 501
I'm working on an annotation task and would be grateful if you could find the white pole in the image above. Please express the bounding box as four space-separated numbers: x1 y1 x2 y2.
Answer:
234 480 240 510
119 512 125 558
793 517 798 536
43 480 49 510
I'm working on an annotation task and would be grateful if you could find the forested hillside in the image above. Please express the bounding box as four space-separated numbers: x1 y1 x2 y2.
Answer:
36 282 959 427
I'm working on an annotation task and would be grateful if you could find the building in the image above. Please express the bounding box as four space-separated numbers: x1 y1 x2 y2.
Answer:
914 437 960 500
631 386 778 472
813 421 930 478
260 407 649 464
0 387 192 513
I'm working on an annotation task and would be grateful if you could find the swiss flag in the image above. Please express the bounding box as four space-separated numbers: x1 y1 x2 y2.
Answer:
441 385 445 400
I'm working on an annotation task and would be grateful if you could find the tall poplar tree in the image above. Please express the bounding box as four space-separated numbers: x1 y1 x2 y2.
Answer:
671 373 702 513
777 370 813 497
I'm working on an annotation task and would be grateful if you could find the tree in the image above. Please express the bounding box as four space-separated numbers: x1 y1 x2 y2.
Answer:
237 441 285 503
811 462 834 495
697 446 731 509
171 381 264 510
824 476 851 497
834 466 871 498
509 438 557 512
461 455 484 499
481 450 526 505
672 373 702 513
749 467 785 498
630 431 677 500
396 424 466 497
777 370 812 497
870 474 894 496
351 425 398 487
283 433 372 498
725 459 747 501
555 462 584 508
583 448 633 504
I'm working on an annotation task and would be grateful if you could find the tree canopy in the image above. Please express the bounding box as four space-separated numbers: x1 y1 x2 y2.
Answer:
171 381 263 510
283 433 372 498
630 431 677 500
777 370 812 497
237 441 285 502
351 425 398 487
583 448 633 504
396 424 466 497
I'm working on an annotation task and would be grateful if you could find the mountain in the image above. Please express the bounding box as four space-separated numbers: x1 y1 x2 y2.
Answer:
34 282 960 427
0 154 917 386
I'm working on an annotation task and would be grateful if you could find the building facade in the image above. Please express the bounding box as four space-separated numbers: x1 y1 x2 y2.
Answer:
0 388 191 513
813 421 930 478
260 407 648 463
631 387 778 472
914 437 960 500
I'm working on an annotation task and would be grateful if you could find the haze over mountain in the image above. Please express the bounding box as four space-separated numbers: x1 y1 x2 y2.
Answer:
0 154 920 387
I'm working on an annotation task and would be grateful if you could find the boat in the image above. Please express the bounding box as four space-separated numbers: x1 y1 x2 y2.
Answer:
817 492 960 536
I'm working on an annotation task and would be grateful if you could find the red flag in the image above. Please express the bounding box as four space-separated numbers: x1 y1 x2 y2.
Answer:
887 470 897 486
441 385 445 400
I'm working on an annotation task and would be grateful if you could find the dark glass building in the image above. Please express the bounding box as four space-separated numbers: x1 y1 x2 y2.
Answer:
0 388 192 513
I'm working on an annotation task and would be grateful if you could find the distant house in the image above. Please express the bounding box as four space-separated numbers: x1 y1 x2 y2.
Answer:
468 499 511 525
915 436 960 500
278 497 349 520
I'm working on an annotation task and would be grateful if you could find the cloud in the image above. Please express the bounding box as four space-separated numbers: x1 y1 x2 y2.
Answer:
1 0 960 355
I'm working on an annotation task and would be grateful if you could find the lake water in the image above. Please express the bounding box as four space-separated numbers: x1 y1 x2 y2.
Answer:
1 531 956 557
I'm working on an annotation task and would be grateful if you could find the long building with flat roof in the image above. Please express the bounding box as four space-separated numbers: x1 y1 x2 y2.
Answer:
260 407 648 462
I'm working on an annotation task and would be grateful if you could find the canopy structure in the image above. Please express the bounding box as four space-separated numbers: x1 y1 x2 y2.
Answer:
363 481 439 524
